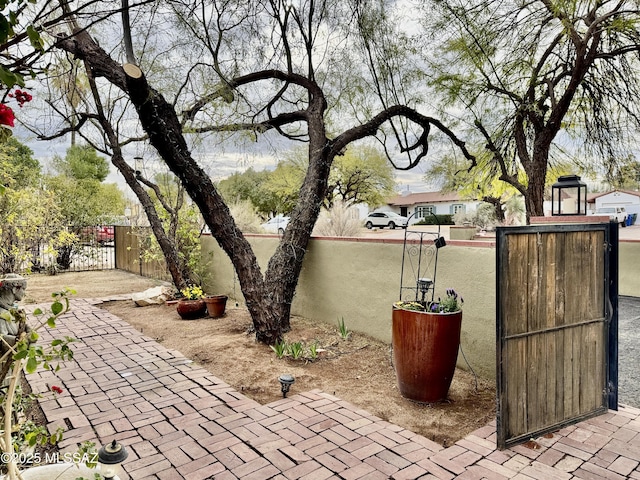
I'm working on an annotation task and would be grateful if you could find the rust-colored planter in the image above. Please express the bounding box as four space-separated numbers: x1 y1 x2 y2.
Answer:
176 299 207 320
392 306 462 403
204 295 228 318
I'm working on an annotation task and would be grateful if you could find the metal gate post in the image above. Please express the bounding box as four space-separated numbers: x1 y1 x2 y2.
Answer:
608 221 619 410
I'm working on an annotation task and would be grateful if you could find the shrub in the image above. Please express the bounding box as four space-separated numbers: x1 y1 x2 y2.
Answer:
415 214 454 225
229 200 264 233
453 203 499 229
313 201 362 237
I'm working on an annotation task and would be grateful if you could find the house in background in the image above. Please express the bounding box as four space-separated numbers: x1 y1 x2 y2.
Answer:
382 191 481 223
587 190 640 217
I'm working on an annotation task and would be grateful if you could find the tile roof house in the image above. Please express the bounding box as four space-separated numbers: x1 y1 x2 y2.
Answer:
382 191 481 223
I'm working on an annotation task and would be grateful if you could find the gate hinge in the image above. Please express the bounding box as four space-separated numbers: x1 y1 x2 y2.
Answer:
605 381 617 396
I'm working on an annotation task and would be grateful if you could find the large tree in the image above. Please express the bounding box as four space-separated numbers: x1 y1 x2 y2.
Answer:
0 138 61 273
37 0 473 343
46 145 125 225
52 144 109 181
423 0 640 221
276 145 397 210
218 168 282 217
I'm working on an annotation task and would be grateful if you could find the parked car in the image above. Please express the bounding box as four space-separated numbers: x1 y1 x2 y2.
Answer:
364 212 408 229
80 225 115 244
261 216 290 234
596 207 627 226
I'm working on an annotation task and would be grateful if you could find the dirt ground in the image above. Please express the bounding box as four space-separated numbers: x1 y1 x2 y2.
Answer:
23 270 496 447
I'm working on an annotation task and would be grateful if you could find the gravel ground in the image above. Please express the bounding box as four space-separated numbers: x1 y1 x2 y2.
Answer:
618 295 640 407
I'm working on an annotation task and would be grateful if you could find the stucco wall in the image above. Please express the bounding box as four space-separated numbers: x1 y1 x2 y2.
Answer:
201 234 639 380
620 241 640 297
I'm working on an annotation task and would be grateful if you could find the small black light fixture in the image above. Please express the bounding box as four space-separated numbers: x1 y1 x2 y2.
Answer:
278 374 295 398
98 440 129 479
551 175 587 216
417 278 433 304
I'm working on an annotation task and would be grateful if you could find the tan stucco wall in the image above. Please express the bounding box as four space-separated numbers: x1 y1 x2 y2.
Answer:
201 234 640 380
620 241 640 297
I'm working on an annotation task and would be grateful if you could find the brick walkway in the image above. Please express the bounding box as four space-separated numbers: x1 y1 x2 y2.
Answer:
25 299 640 479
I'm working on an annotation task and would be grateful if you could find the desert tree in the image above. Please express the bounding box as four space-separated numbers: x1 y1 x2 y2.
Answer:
31 4 203 291
279 145 397 209
422 0 640 221
40 0 473 343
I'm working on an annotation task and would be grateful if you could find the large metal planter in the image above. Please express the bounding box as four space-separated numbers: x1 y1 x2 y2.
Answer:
392 306 462 403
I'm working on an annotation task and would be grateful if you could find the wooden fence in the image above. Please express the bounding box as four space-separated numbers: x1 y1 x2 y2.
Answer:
114 226 170 282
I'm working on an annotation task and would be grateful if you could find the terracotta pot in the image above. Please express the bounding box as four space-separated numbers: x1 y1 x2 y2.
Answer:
176 299 207 320
204 295 228 318
392 306 462 403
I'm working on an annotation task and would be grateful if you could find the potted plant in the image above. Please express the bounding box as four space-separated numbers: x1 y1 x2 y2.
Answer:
392 289 463 403
176 285 207 319
203 294 228 318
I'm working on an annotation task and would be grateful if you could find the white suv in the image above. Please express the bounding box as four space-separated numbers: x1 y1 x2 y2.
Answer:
261 216 290 234
364 212 408 229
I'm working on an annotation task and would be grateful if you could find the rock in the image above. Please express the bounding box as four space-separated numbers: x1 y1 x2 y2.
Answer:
132 286 173 306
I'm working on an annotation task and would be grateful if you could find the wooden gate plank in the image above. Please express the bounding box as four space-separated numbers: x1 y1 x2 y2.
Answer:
505 234 529 337
497 223 611 449
505 337 527 438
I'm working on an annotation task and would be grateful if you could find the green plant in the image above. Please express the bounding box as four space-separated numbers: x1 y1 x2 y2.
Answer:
394 288 463 314
270 341 287 359
337 317 351 340
0 288 77 478
76 440 99 469
180 284 204 300
308 341 319 360
287 341 304 359
415 214 454 225
436 289 463 313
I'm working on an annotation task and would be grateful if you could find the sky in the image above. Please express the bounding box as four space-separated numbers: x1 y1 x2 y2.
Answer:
15 122 440 202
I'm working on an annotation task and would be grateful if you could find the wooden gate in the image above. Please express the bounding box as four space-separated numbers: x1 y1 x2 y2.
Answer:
496 222 618 449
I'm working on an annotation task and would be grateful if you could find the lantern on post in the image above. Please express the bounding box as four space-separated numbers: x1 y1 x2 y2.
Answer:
551 175 587 216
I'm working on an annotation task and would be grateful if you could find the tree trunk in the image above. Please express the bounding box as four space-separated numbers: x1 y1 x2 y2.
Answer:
481 195 506 224
111 153 192 291
524 142 551 222
83 60 193 292
122 62 301 342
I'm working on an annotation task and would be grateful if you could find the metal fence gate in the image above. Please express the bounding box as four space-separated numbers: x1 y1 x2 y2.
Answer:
496 222 618 449
1 225 116 274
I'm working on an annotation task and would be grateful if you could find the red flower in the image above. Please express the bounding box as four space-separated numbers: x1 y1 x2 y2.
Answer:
51 385 63 394
0 104 15 127
12 89 32 107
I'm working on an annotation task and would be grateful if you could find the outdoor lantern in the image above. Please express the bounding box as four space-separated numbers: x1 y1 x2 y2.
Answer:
98 440 129 479
551 175 587 216
278 374 295 398
417 278 433 303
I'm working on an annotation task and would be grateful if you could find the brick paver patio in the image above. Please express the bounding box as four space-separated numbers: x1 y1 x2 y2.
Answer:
24 299 640 479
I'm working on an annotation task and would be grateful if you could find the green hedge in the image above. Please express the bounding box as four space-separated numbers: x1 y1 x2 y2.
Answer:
414 214 454 225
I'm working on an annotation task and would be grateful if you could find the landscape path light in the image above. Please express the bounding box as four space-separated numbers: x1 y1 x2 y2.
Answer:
278 374 295 398
97 439 129 479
